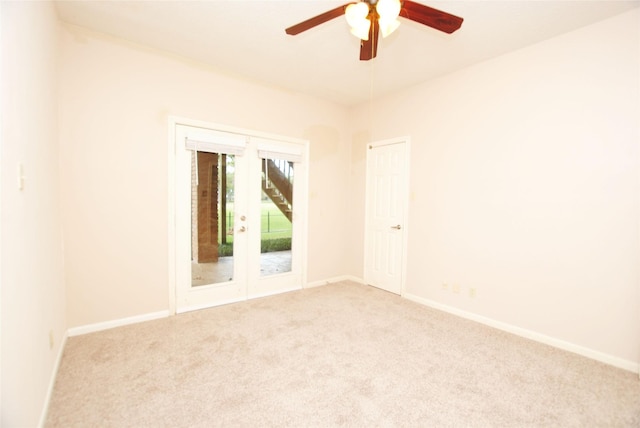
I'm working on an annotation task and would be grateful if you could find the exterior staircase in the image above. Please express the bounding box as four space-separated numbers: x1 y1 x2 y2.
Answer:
262 159 293 222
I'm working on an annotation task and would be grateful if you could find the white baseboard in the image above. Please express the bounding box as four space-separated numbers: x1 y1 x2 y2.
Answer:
306 275 365 288
67 310 171 337
403 293 638 374
38 330 69 428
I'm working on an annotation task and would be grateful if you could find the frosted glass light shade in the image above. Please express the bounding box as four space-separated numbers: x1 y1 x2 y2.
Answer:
345 2 371 40
376 0 401 20
345 2 369 27
376 0 401 37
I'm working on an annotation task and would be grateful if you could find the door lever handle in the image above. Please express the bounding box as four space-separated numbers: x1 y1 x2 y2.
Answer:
391 225 402 230
238 226 246 233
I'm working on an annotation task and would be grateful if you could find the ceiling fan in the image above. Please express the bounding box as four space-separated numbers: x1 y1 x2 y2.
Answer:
285 0 463 61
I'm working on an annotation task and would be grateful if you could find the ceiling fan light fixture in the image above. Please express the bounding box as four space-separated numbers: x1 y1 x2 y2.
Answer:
345 2 371 40
285 0 463 61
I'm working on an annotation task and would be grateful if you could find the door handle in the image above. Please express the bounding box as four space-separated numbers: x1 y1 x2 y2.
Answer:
238 226 246 233
391 225 402 230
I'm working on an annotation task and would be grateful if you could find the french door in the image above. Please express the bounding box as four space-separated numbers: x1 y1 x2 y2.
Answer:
173 123 307 313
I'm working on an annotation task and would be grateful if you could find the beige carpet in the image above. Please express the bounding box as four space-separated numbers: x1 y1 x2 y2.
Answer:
46 281 640 427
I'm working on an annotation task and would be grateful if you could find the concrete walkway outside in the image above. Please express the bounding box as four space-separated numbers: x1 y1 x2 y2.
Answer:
191 250 292 286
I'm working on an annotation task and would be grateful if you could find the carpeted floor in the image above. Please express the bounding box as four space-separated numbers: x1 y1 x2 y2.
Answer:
46 281 640 427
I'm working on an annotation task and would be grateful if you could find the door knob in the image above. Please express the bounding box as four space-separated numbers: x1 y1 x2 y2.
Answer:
391 225 402 230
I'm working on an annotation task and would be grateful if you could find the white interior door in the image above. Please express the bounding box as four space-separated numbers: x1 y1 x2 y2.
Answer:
173 123 307 313
364 138 410 294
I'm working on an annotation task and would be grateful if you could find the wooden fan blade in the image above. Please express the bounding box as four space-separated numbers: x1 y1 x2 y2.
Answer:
285 3 350 35
400 0 463 34
360 18 379 61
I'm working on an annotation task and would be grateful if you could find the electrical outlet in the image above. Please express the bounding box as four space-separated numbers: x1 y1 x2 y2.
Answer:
469 288 476 298
441 282 448 291
49 330 54 349
452 284 460 293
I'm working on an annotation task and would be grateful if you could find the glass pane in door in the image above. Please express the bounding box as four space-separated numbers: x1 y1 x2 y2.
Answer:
260 158 293 276
191 152 235 286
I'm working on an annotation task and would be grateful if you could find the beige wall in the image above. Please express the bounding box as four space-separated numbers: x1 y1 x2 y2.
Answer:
350 9 640 366
1 1 66 426
58 25 353 328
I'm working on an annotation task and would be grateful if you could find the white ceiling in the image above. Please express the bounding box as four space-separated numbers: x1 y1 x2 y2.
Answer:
54 0 639 106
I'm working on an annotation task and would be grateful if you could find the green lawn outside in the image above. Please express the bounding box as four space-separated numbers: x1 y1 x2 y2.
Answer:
219 201 292 244
260 202 292 240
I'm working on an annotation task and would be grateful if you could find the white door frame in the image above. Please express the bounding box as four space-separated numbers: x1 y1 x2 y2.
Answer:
363 136 410 296
168 116 309 315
